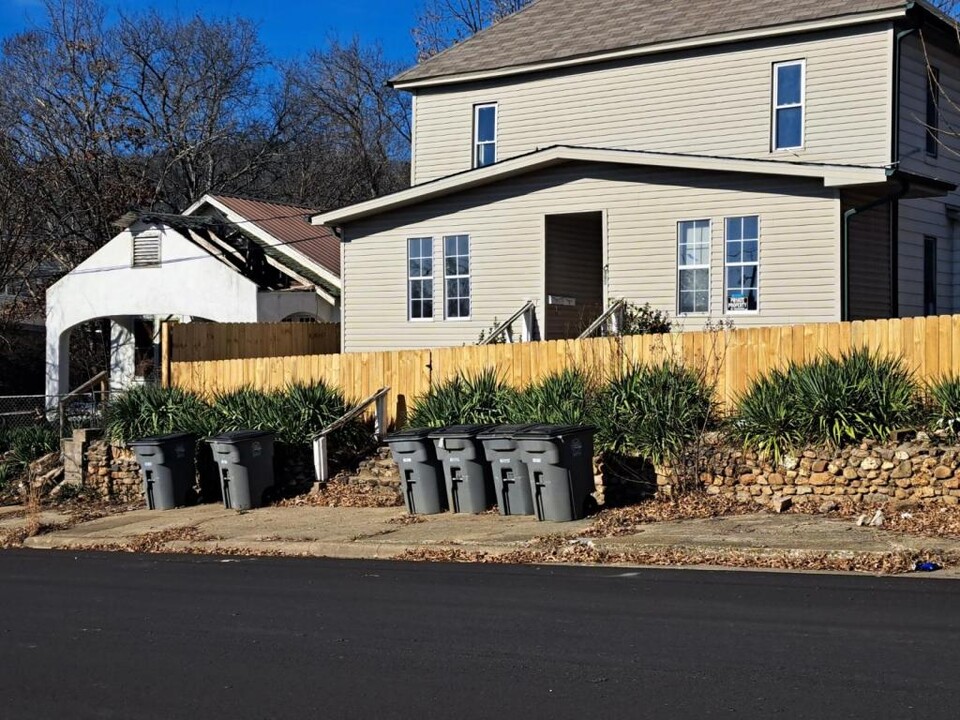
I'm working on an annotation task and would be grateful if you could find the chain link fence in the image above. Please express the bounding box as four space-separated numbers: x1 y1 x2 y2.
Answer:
0 391 108 438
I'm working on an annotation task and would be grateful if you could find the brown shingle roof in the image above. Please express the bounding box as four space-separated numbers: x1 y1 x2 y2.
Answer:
392 0 912 85
209 195 340 277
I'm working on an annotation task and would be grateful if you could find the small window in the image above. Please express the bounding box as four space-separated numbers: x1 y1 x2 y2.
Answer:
473 104 497 168
773 60 804 150
678 220 710 314
924 235 938 316
725 216 759 313
927 67 940 158
408 237 434 320
132 231 161 268
444 235 471 319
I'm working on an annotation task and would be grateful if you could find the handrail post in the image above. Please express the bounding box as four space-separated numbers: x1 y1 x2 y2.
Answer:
375 393 387 440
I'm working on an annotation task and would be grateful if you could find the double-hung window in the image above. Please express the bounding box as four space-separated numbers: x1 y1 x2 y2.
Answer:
678 220 710 314
444 235 471 319
725 216 759 313
473 103 497 168
927 67 940 157
408 237 434 320
772 60 804 151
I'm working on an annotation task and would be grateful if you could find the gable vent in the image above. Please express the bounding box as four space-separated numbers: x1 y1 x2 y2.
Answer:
132 231 161 268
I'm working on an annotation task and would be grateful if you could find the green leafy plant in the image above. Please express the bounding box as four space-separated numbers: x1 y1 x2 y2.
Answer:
618 301 671 336
729 348 921 458
510 368 596 425
104 385 214 445
592 360 714 466
926 375 960 435
408 367 518 428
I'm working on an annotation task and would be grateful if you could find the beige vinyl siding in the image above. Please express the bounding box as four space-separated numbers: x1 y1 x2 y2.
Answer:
412 25 893 184
544 212 605 339
898 33 960 317
341 162 840 352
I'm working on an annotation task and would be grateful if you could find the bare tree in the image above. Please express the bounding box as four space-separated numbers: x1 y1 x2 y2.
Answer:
413 0 531 61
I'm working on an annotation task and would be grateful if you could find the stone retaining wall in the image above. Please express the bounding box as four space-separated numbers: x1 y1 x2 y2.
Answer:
656 437 960 506
85 441 143 503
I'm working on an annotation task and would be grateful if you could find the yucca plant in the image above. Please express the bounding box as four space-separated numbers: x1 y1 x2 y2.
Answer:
728 367 804 462
926 375 960 435
592 360 714 466
7 424 59 465
408 367 518 428
105 385 214 445
510 368 596 425
211 387 286 436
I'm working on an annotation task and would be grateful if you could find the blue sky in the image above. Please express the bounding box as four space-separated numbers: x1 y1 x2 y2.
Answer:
0 0 421 62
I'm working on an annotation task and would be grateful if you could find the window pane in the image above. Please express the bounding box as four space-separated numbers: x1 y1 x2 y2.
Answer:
727 267 742 290
726 242 742 264
777 64 802 105
477 106 496 142
446 278 458 298
743 266 758 289
456 257 469 275
727 217 742 242
421 258 432 277
411 281 422 300
422 238 433 257
458 278 470 297
693 268 709 292
477 143 496 167
695 291 709 312
776 107 802 148
458 236 469 255
411 301 422 319
680 269 694 292
459 299 470 317
742 240 758 263
693 244 709 266
445 256 458 276
742 216 759 239
422 281 433 299
410 258 421 278
447 299 459 318
679 291 695 314
445 236 457 256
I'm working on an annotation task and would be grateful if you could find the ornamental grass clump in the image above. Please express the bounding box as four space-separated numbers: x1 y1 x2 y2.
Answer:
509 368 596 425
926 375 960 436
730 348 921 459
105 385 214 445
408 367 518 428
592 360 715 466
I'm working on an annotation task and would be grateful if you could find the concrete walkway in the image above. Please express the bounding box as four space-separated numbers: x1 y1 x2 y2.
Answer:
8 502 960 575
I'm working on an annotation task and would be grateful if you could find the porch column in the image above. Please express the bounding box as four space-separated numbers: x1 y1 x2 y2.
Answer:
109 316 137 392
45 324 71 409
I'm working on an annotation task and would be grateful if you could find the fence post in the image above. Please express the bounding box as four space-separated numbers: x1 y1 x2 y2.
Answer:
160 321 171 388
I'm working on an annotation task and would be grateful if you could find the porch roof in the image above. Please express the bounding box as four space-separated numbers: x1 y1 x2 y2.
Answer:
314 145 939 227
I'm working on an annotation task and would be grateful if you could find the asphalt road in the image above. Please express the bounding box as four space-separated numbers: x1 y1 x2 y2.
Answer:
1 552 959 719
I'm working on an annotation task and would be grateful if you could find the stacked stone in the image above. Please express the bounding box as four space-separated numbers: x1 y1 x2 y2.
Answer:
657 437 960 506
348 446 401 490
84 441 143 503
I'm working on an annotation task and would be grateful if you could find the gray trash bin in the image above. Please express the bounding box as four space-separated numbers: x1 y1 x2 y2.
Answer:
207 431 275 510
478 425 535 516
430 425 494 514
128 433 196 510
385 428 447 515
515 425 597 522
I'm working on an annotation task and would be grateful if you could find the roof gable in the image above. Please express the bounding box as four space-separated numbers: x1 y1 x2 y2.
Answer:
392 0 912 87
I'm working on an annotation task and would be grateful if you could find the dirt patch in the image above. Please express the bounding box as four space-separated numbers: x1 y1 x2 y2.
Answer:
277 481 402 509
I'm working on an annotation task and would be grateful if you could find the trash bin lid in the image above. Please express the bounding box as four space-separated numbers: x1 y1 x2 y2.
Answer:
128 432 196 447
477 424 537 440
385 427 435 442
207 430 274 444
513 424 596 439
428 424 493 439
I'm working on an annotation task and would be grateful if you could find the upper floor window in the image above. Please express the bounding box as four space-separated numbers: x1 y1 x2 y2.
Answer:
408 237 434 320
725 216 759 313
924 235 938 316
444 234 471 319
678 219 710 315
132 230 161 268
474 103 497 168
927 67 940 158
772 60 804 151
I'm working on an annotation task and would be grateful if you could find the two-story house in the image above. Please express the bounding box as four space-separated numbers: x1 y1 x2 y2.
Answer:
315 0 960 352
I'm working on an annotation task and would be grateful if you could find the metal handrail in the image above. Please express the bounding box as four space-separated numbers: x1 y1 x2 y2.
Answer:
578 299 627 339
479 300 536 345
58 371 109 437
312 386 390 484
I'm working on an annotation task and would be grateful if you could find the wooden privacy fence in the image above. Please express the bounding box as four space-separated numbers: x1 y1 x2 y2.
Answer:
167 315 960 427
161 321 340 374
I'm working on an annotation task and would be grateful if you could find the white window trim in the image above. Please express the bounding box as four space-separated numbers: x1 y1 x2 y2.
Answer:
407 236 435 322
772 59 805 152
724 215 761 315
443 234 472 321
677 219 711 316
473 103 498 168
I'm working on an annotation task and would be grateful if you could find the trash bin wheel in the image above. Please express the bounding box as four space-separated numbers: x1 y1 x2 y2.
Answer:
582 494 600 517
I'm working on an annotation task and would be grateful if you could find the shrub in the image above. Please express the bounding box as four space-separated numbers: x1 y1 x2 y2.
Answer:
730 348 921 457
6 424 59 465
510 368 595 425
592 360 714 466
619 301 671 336
105 385 214 445
408 367 518 428
926 375 960 435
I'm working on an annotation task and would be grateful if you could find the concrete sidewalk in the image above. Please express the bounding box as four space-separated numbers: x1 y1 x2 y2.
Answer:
9 502 960 575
